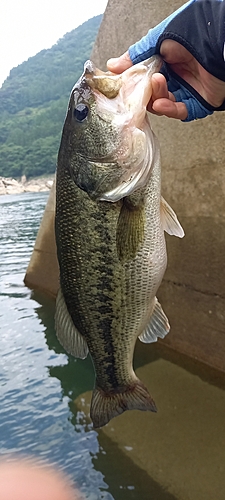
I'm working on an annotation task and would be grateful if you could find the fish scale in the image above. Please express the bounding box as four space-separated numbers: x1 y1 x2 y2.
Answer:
55 56 184 428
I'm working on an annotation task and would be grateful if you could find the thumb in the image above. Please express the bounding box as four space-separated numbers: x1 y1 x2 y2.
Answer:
107 51 133 73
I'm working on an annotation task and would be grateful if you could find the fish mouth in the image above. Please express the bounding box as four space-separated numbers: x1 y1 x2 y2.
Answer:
83 56 163 133
72 60 124 119
75 56 163 128
84 60 123 99
84 56 162 103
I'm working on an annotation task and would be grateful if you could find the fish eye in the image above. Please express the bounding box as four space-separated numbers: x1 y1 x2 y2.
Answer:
73 103 89 122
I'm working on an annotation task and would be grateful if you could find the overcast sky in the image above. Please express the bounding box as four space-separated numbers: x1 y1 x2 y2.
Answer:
0 0 108 87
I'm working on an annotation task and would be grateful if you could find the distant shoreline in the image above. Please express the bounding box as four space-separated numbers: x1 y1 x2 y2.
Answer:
0 175 55 196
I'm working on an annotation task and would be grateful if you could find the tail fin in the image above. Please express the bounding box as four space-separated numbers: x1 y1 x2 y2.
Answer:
90 381 157 428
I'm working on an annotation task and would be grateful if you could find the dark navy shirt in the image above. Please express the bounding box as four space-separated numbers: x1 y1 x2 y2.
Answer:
129 0 225 120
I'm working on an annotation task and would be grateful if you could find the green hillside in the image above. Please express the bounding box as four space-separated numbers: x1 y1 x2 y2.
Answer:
0 15 102 179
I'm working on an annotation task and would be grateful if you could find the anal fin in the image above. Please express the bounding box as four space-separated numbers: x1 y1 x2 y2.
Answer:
55 287 89 359
138 298 170 343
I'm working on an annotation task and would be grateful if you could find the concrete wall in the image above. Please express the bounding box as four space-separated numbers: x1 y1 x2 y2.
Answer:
24 180 59 297
92 0 225 372
25 0 225 372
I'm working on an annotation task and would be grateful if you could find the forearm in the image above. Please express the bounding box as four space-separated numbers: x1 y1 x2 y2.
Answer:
128 0 225 121
129 0 195 64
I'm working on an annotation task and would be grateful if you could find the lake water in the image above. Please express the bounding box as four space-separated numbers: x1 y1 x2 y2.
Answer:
0 192 225 500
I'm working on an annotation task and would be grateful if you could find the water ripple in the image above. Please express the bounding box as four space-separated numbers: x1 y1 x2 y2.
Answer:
0 192 118 500
0 192 161 500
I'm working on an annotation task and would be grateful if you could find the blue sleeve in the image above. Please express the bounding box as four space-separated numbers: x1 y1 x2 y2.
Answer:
163 70 214 122
128 0 225 121
128 0 195 64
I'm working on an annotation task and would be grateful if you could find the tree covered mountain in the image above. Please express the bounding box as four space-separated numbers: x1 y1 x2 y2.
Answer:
0 15 102 178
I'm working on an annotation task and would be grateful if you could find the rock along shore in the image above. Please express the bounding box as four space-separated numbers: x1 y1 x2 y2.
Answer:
0 175 54 196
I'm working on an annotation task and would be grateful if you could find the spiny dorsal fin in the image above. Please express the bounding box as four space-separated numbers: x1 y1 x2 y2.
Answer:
138 298 170 343
160 196 185 238
55 287 88 359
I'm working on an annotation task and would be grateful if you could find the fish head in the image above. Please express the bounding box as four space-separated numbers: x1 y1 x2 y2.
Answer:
64 59 124 161
58 56 162 201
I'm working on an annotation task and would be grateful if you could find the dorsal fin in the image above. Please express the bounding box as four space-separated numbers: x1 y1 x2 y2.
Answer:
160 196 185 238
55 287 89 359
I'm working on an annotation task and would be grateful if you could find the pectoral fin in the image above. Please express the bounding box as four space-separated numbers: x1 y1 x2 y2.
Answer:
116 198 145 263
138 298 170 343
161 196 185 238
55 287 89 359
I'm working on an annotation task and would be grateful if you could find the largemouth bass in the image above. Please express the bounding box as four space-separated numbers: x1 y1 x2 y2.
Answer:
55 56 184 428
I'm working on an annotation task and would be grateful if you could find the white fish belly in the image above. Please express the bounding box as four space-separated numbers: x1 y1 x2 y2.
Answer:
122 142 166 340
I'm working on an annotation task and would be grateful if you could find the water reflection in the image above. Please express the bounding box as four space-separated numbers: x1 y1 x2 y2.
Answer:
32 290 178 500
0 193 110 499
1 192 224 500
31 287 225 500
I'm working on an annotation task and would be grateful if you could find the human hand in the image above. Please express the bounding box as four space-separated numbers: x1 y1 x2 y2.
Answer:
0 459 82 500
107 46 188 120
107 40 225 121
